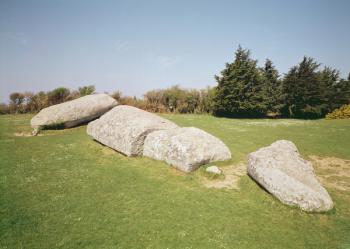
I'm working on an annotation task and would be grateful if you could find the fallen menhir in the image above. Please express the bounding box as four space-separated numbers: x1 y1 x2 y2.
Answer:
87 105 232 171
143 127 231 172
247 140 333 212
87 105 179 156
31 93 118 134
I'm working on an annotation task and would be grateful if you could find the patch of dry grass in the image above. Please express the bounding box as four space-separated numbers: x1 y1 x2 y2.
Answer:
311 155 350 192
202 163 246 189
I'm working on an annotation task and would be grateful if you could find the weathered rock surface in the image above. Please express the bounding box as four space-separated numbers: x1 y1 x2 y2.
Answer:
87 105 178 156
31 94 118 130
206 166 222 175
143 127 231 172
247 140 333 212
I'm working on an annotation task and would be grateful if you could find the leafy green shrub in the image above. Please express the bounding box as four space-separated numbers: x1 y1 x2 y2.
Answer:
78 85 95 96
326 104 350 119
47 87 70 105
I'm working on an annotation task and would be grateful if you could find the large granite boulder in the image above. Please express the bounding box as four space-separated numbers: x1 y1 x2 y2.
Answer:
31 94 118 130
247 140 333 212
87 105 178 156
143 127 231 172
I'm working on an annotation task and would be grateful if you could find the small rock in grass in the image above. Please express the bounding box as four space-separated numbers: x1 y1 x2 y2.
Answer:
206 166 222 175
31 128 39 136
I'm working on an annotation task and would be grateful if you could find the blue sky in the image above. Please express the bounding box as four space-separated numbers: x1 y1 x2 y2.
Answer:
1 0 349 102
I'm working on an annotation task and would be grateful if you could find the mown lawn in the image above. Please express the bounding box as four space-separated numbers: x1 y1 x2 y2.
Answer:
1 114 350 249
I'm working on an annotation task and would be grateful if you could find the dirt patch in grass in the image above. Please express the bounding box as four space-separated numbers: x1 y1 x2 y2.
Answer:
245 120 311 127
14 132 42 137
310 155 350 192
14 129 69 137
202 163 246 190
202 156 350 191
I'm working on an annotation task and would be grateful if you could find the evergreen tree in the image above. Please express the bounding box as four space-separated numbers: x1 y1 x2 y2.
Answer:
318 66 340 112
282 57 325 118
333 77 350 107
260 59 283 116
212 46 266 117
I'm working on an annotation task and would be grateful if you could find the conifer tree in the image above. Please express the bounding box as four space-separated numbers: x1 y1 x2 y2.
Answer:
212 46 265 117
283 57 324 118
318 66 340 112
260 59 283 116
333 77 350 107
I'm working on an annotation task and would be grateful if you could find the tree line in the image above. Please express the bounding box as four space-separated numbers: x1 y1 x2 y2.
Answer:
111 86 215 114
213 46 350 118
1 46 349 118
0 84 215 115
0 85 96 114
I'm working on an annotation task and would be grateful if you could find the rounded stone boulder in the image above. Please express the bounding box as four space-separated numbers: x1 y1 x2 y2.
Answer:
247 140 334 212
31 93 118 130
87 105 178 156
143 127 231 172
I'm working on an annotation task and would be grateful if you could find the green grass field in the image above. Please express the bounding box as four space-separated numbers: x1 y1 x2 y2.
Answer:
1 114 350 249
